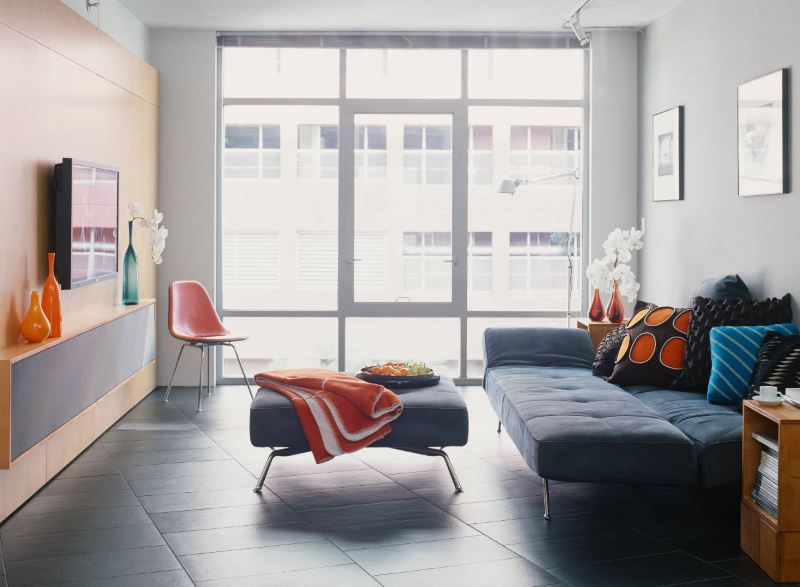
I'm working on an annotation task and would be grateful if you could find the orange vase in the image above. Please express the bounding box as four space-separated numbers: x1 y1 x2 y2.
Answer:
20 290 51 343
588 288 605 322
605 281 625 324
42 252 62 338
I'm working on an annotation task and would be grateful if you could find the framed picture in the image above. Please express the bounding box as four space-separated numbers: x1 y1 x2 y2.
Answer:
652 106 683 201
738 68 789 196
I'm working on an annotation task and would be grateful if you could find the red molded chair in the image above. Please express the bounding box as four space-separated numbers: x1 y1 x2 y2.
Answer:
164 280 253 411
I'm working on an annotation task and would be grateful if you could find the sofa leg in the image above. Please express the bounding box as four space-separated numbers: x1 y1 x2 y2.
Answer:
253 448 296 493
543 478 551 520
496 420 502 433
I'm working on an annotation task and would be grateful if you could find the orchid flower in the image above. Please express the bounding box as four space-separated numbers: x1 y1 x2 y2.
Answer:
128 202 168 265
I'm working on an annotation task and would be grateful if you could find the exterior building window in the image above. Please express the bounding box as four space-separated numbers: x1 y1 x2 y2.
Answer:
354 231 386 289
297 124 339 180
509 232 579 292
469 125 493 185
222 232 280 288
355 125 387 181
224 124 281 179
402 232 451 290
402 125 452 185
468 232 492 292
509 125 580 181
297 231 337 288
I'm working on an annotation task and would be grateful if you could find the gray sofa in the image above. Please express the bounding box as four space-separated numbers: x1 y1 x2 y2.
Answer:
483 327 742 518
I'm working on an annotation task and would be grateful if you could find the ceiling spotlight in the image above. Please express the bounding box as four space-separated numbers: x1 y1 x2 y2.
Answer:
567 13 590 46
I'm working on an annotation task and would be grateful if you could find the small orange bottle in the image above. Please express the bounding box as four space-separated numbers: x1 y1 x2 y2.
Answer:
42 252 62 337
20 291 51 343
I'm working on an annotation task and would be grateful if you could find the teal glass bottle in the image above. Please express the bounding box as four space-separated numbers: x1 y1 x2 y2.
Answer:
122 220 139 305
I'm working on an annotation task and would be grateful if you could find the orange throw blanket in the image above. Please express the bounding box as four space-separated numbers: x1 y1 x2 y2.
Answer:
254 369 403 463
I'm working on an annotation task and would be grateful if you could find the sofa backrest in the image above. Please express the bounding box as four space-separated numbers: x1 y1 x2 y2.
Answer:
483 327 594 371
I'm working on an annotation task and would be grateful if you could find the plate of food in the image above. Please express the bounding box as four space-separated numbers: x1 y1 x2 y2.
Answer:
356 362 440 389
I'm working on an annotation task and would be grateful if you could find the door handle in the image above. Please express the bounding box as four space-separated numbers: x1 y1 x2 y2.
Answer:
444 259 459 266
347 258 363 264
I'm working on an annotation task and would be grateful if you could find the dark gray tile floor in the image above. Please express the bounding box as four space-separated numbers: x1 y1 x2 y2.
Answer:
0 385 790 586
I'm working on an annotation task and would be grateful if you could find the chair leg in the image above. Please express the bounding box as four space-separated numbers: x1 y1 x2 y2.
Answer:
228 343 254 400
197 345 205 412
497 420 502 433
253 448 297 493
164 344 188 403
543 478 551 520
207 345 212 396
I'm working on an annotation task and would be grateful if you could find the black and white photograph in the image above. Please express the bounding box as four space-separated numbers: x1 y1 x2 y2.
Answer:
652 106 683 201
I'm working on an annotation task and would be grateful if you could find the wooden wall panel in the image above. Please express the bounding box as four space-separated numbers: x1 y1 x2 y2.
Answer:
0 0 158 349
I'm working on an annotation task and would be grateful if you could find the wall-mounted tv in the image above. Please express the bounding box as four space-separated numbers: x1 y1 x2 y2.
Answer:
53 159 119 289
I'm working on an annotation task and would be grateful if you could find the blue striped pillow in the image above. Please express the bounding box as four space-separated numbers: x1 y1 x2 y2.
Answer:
708 323 798 404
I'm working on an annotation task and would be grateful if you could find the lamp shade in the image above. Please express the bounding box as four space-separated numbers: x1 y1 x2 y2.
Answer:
498 179 518 194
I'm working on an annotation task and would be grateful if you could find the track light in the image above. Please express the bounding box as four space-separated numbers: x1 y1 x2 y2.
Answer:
567 13 590 46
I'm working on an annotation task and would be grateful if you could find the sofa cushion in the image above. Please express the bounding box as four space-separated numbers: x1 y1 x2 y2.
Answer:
624 386 742 486
592 325 626 378
693 274 752 301
250 377 469 449
484 365 696 485
483 328 594 371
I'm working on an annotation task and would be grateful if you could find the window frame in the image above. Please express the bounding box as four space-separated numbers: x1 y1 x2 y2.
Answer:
216 40 590 385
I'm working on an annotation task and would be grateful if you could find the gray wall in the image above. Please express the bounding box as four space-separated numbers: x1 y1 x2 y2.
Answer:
638 0 800 311
150 30 218 386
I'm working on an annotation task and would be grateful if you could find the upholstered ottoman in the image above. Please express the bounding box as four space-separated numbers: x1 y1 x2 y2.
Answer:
250 377 469 493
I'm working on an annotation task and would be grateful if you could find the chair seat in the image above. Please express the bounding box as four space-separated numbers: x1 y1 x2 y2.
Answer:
173 333 248 344
250 376 469 449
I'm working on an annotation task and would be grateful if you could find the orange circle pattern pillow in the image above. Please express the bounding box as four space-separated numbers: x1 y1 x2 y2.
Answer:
607 306 691 387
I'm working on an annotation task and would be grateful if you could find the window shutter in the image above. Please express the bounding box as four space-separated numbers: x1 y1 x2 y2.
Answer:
223 232 279 288
297 231 337 288
355 232 385 288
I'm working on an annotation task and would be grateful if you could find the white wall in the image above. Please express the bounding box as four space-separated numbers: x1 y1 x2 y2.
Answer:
638 0 800 312
60 0 150 61
150 30 218 385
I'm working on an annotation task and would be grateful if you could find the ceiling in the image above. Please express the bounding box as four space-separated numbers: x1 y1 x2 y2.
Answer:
118 0 687 31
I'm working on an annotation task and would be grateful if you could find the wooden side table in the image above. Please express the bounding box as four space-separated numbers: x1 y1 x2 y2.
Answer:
740 400 800 583
576 319 620 350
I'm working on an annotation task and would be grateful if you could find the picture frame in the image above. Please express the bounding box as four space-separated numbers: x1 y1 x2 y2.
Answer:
738 68 790 196
652 106 683 202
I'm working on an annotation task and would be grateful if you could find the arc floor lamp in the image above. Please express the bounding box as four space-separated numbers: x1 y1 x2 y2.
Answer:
498 169 580 327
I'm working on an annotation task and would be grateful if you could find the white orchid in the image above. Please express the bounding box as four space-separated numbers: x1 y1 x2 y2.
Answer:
128 202 168 265
586 227 643 303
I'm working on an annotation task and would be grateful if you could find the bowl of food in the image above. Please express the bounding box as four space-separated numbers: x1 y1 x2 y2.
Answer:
356 362 440 388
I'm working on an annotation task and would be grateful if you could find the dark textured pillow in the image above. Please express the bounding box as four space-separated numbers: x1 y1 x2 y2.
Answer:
673 295 793 391
608 306 692 387
692 275 752 301
592 325 627 377
750 331 800 392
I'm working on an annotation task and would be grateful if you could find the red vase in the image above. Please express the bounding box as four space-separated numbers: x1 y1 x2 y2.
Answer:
42 252 62 338
588 288 605 322
606 281 625 324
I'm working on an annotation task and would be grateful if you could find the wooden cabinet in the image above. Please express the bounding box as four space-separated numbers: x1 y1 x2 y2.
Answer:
741 400 800 583
576 319 619 350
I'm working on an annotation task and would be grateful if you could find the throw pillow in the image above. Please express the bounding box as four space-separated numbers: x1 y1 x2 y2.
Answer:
692 275 752 301
608 306 692 387
672 295 792 391
751 331 800 392
592 325 626 377
707 323 799 405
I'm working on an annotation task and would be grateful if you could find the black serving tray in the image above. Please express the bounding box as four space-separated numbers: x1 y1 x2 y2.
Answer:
356 368 440 389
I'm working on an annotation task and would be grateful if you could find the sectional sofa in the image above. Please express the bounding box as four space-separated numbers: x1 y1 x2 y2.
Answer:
483 327 742 518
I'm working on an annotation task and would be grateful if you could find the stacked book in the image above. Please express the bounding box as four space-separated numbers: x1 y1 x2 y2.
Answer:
752 445 779 518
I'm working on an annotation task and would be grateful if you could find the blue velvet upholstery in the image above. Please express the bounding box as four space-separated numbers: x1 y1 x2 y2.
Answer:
484 365 696 485
483 327 594 371
483 327 742 488
624 387 742 486
250 377 468 449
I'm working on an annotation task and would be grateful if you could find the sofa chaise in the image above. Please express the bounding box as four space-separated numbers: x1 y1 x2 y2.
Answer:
483 327 742 519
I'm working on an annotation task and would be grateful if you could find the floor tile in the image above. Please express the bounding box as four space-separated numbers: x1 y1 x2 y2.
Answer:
547 551 731 587
138 486 280 514
507 529 674 570
276 482 417 510
127 470 256 496
346 535 517 575
61 569 195 586
149 502 301 533
473 511 624 545
118 459 249 481
102 435 216 454
388 464 519 490
38 474 129 497
1 506 152 540
713 557 784 587
179 540 351 582
56 460 119 479
263 468 392 493
12 489 140 517
4 546 181 586
109 447 231 467
325 514 478 550
413 477 543 507
442 494 585 524
2 524 165 562
297 497 445 530
376 556 562 587
164 520 321 555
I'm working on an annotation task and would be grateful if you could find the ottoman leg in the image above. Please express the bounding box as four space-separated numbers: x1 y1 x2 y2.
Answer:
436 448 463 493
253 448 304 493
543 478 551 520
497 420 502 433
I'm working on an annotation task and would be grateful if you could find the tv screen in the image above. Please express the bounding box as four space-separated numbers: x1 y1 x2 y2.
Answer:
53 159 119 289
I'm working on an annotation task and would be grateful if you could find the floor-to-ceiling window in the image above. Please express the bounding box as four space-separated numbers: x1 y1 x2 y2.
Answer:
217 35 588 384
